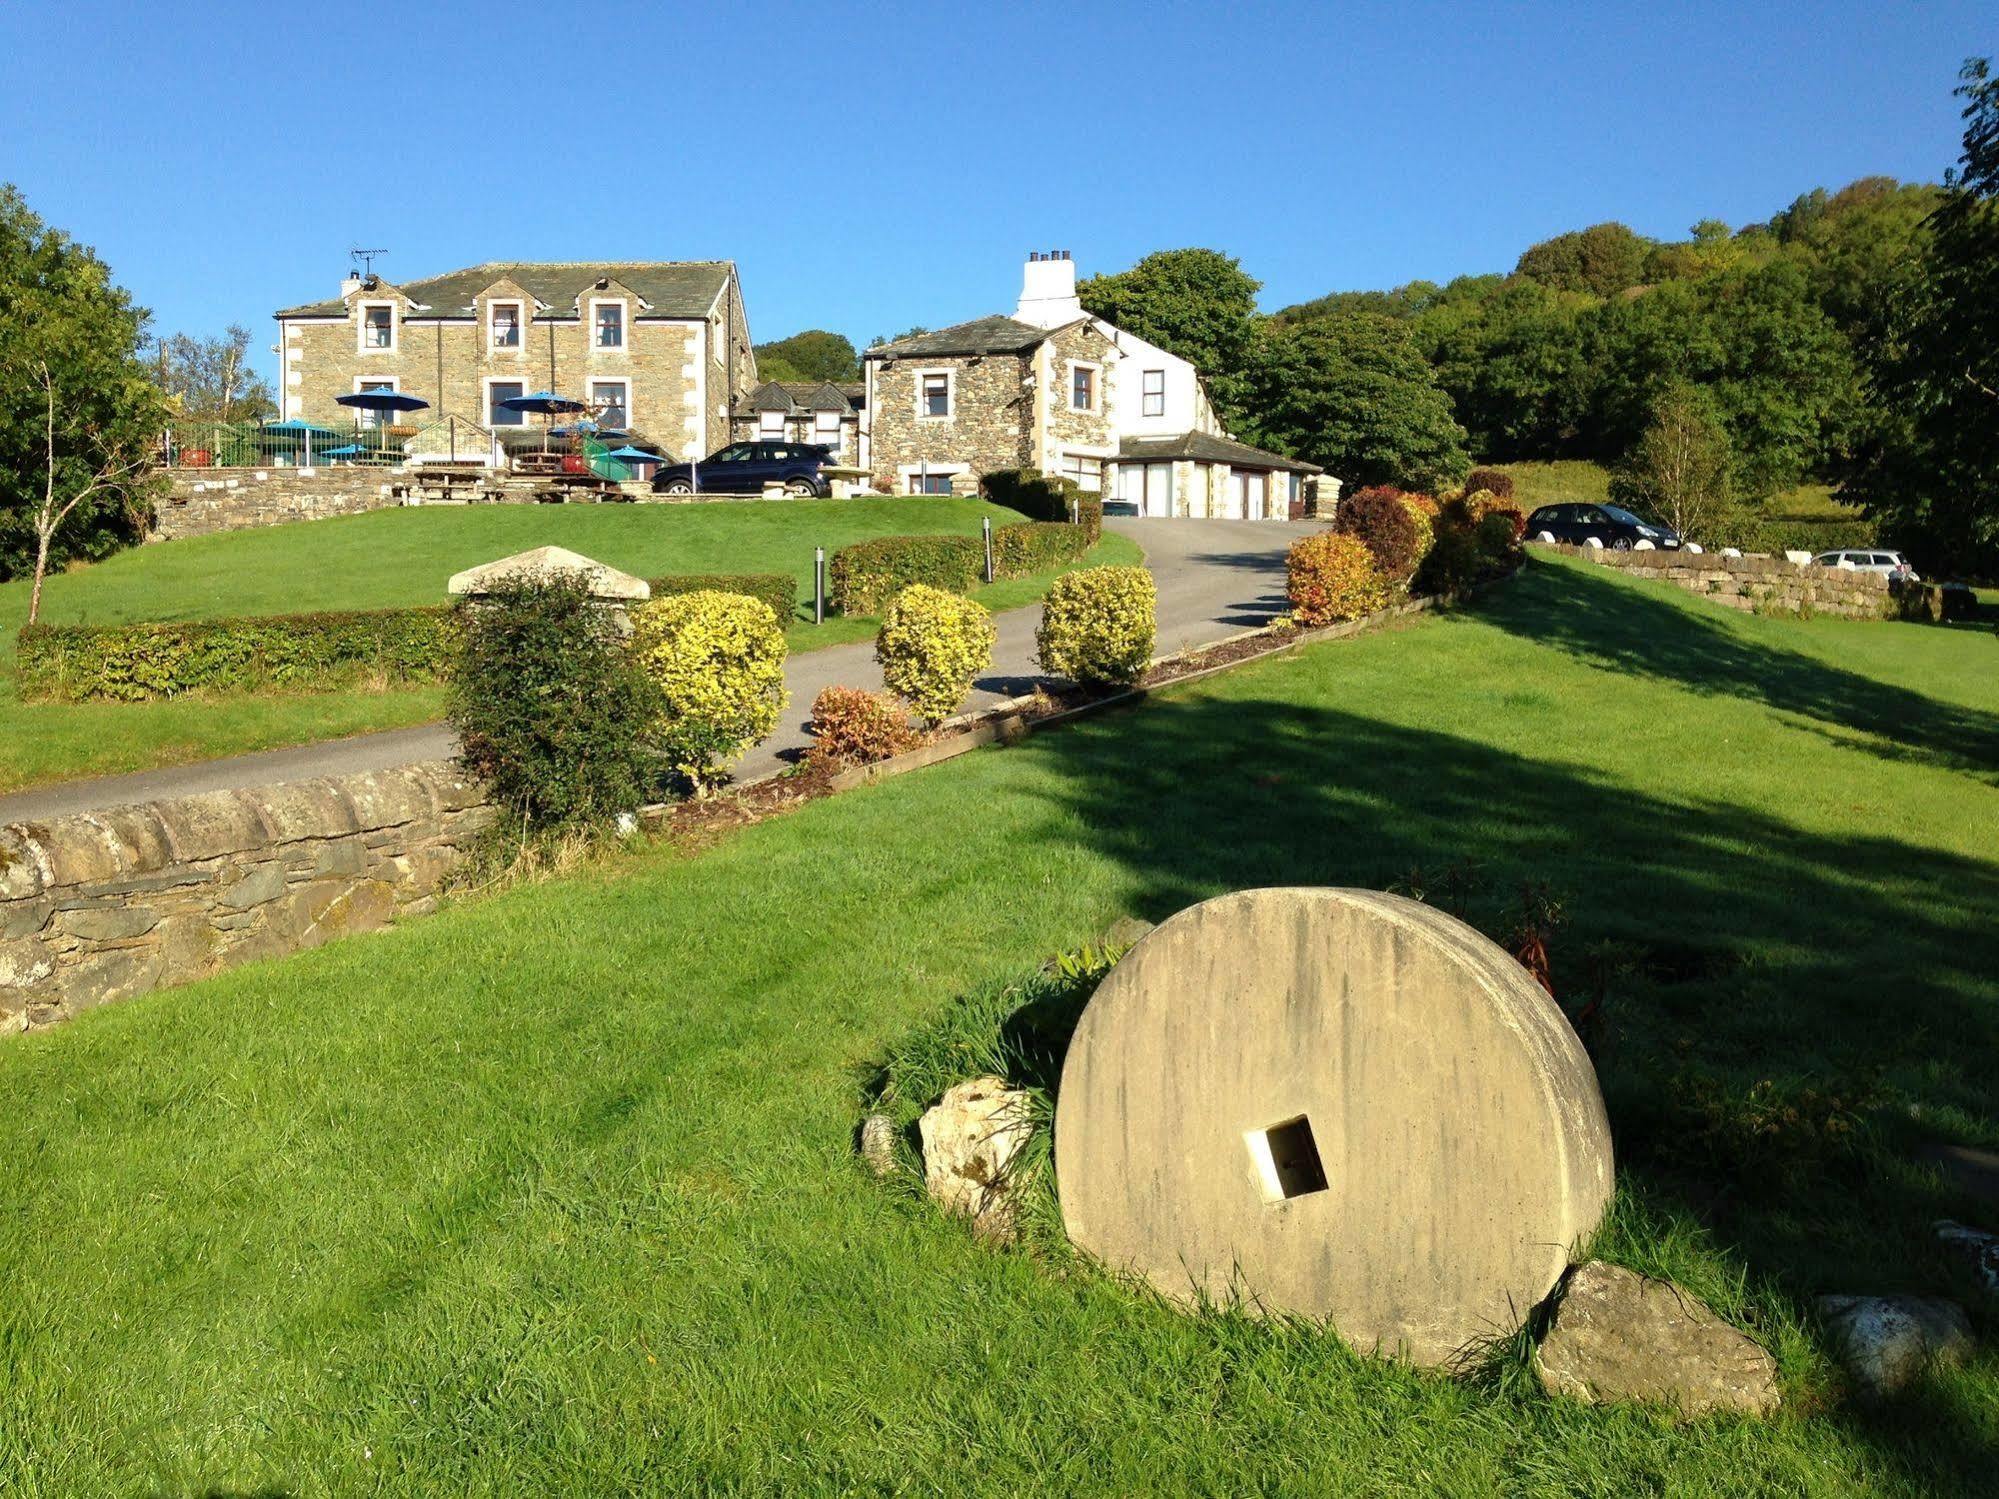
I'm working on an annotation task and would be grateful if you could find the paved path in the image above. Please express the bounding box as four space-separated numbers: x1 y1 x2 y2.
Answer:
0 518 1312 823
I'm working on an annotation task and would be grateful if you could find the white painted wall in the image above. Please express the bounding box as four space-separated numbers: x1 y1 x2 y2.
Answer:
1094 323 1218 440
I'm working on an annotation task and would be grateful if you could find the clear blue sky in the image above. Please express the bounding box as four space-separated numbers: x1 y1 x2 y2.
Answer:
1 0 1989 384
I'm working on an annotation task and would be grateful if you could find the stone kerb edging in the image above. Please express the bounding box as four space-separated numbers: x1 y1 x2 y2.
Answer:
0 763 493 1032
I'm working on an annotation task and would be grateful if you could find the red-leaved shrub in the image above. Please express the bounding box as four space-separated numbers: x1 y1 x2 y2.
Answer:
807 685 919 766
1462 467 1515 501
1333 486 1423 582
1288 532 1388 625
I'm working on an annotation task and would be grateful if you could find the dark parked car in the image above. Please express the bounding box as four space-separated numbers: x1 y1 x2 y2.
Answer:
652 441 832 497
1525 502 1681 550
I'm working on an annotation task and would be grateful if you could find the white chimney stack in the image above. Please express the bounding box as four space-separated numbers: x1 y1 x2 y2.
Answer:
341 270 363 300
1016 249 1082 328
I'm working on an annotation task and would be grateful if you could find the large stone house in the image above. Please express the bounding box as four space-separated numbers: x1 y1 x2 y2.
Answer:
861 252 1318 517
273 261 756 461
729 380 864 464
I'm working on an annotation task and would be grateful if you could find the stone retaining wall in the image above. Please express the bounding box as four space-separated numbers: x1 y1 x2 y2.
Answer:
0 763 493 1032
153 467 403 540
1542 542 1898 619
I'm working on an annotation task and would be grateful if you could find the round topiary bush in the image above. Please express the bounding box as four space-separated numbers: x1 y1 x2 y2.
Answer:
630 589 789 790
1333 486 1423 583
1287 533 1389 625
1036 565 1157 688
875 584 996 726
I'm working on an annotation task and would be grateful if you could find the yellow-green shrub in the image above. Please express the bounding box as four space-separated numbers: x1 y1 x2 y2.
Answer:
874 584 995 725
1287 532 1388 625
1035 565 1157 687
1399 497 1436 568
630 590 789 788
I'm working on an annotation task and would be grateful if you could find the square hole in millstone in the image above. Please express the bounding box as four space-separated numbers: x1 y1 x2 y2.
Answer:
1246 1115 1329 1202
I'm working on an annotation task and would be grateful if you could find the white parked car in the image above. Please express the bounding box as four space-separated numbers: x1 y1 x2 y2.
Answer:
1815 549 1919 582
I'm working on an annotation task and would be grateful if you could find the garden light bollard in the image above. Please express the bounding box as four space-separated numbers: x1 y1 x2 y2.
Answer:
815 547 826 625
983 518 994 583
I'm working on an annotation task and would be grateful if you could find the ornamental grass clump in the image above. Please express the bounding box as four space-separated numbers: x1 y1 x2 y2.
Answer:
875 584 995 726
450 574 666 829
1333 485 1423 585
1287 532 1388 625
630 589 789 791
807 685 920 767
1035 565 1157 688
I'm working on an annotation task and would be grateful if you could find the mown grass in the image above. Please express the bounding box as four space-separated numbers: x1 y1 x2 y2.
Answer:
0 500 1139 792
2 552 1996 1493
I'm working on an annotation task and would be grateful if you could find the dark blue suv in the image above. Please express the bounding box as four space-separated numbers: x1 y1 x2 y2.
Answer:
653 441 831 497
1525 502 1681 550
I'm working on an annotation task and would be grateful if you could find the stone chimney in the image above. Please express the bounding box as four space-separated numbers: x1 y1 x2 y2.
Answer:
1015 249 1083 328
341 269 363 300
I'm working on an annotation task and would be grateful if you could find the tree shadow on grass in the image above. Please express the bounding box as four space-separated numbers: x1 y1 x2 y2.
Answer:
1019 689 1999 1492
1476 559 1999 782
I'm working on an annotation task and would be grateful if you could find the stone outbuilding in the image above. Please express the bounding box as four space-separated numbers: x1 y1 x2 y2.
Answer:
729 380 864 465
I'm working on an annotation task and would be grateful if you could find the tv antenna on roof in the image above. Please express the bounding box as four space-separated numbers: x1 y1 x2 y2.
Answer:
350 247 388 277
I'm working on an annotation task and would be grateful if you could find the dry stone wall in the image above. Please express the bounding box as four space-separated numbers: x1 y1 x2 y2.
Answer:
1543 543 1898 619
154 467 403 540
0 763 493 1033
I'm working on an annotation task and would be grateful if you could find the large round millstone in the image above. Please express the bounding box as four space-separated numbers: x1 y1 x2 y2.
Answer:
1056 888 1614 1366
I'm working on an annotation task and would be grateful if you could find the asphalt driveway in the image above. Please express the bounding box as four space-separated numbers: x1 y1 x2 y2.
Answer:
0 517 1317 823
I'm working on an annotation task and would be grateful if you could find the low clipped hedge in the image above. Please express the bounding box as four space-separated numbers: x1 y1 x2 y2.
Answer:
20 572 800 703
647 572 798 624
17 608 460 703
982 467 1085 524
829 519 1097 615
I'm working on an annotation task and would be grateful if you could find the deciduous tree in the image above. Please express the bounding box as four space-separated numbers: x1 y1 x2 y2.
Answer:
1078 248 1264 426
1609 382 1735 541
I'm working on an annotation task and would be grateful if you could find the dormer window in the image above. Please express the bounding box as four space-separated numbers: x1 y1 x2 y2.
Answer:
490 301 522 350
359 303 395 352
594 300 625 349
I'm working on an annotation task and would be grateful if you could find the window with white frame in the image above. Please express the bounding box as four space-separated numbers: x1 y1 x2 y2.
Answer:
354 378 396 430
590 379 629 428
487 379 526 427
759 409 785 438
1142 368 1166 418
918 371 951 419
910 471 956 495
593 300 625 349
1070 362 1098 412
359 303 395 352
1059 452 1103 492
489 301 522 350
814 410 841 450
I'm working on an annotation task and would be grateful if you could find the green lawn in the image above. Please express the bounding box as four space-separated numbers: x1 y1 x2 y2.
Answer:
3 553 1996 1493
0 500 1139 792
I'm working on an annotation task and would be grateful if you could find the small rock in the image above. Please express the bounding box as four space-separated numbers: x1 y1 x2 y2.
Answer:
1537 1261 1781 1417
858 1113 899 1178
1102 916 1155 951
1817 1295 1972 1397
918 1075 1033 1241
1935 1220 1999 1297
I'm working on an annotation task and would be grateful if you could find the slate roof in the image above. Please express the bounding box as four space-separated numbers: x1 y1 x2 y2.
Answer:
278 261 734 319
1118 431 1322 474
870 315 1051 358
732 380 859 417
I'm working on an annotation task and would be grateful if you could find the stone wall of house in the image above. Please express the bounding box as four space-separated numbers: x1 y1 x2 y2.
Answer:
152 466 403 540
0 763 494 1033
867 353 1033 488
1545 543 1899 618
287 303 708 460
1043 322 1118 458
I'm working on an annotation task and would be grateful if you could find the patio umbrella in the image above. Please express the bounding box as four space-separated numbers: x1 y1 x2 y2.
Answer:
260 418 337 464
602 444 662 481
334 390 430 461
500 390 588 451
